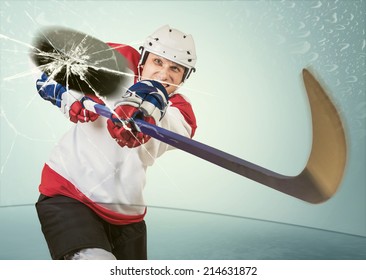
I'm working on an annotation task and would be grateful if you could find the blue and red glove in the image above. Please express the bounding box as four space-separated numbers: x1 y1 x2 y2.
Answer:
36 73 99 123
107 80 169 148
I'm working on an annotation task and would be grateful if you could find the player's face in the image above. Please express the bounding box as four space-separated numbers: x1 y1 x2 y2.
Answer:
140 53 185 95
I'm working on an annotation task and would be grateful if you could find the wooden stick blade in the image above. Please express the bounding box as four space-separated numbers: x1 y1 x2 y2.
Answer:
298 69 347 203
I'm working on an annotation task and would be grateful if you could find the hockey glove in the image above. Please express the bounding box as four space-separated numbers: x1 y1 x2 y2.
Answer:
107 80 169 148
36 73 99 123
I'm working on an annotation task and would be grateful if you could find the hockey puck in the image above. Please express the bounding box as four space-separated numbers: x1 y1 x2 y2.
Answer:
30 26 128 97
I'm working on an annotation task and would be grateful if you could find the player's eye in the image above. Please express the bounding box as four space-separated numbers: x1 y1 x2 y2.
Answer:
171 66 181 73
153 58 163 66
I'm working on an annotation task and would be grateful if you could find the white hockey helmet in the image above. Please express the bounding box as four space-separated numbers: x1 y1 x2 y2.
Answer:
139 25 197 82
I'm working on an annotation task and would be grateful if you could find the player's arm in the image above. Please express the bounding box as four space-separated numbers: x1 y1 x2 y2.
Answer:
136 93 197 164
164 94 197 138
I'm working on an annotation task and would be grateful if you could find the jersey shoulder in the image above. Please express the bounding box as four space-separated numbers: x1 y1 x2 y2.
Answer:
170 93 197 137
107 42 140 76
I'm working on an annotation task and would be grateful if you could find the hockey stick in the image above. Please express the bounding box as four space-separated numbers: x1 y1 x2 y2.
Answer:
30 27 347 203
84 69 347 204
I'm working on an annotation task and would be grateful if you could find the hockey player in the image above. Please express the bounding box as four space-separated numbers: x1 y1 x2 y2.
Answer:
35 25 197 260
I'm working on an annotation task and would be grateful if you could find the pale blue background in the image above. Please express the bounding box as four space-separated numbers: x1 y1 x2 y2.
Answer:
1 0 365 259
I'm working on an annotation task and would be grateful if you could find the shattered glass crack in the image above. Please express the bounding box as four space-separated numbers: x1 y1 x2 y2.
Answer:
30 27 129 98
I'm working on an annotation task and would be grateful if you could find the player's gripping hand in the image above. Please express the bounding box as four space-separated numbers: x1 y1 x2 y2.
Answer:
107 80 169 148
36 73 99 123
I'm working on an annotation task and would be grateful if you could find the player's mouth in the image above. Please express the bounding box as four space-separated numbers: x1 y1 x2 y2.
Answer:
161 82 170 89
